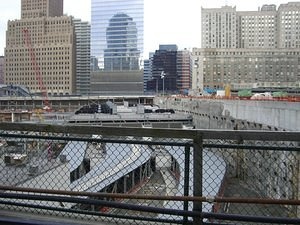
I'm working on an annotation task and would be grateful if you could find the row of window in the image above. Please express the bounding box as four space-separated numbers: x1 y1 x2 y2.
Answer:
6 72 71 77
193 51 300 56
12 20 71 27
7 37 71 45
242 16 275 20
7 46 70 52
5 79 71 85
6 71 70 76
203 76 292 82
203 66 298 72
6 56 71 61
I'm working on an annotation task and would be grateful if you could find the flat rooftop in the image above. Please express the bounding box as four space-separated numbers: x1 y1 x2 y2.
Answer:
68 105 192 127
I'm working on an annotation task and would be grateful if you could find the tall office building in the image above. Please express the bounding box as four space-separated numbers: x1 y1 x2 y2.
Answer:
277 2 300 48
201 6 237 48
177 50 192 94
73 19 91 95
0 56 4 84
146 45 192 94
104 13 139 71
91 0 143 71
21 0 63 18
239 4 277 48
4 0 75 95
143 53 154 93
193 2 300 91
146 45 177 93
90 0 144 95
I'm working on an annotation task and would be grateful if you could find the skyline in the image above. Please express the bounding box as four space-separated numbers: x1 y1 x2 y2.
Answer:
0 0 291 58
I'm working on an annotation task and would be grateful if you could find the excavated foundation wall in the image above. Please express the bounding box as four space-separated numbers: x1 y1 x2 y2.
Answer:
154 96 300 217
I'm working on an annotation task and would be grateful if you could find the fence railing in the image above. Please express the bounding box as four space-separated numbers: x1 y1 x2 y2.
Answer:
0 123 299 225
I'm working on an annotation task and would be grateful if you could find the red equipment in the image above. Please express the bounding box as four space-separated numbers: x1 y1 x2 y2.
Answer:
22 28 51 111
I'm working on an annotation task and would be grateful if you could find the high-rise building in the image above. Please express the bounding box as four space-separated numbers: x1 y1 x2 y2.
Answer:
90 0 144 95
143 53 154 93
104 13 139 71
277 2 300 48
4 0 76 95
73 19 91 95
21 0 63 18
149 45 178 93
194 2 300 92
91 0 143 71
146 45 192 94
176 50 192 94
0 56 4 84
201 6 237 48
238 5 277 48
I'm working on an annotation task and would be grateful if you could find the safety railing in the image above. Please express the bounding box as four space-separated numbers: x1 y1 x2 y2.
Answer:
0 123 299 225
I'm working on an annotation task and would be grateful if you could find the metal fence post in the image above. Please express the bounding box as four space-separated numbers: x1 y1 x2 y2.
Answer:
183 144 190 224
193 132 203 225
296 151 300 218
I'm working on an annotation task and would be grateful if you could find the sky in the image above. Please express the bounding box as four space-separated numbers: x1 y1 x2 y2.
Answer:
0 0 289 58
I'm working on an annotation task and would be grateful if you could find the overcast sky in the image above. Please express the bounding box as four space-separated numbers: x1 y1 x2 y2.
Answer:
0 0 289 58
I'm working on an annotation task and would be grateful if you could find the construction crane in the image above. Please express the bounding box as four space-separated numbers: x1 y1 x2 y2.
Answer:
22 28 51 111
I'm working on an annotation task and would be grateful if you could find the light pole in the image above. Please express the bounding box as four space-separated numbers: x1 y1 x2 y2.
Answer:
161 71 165 96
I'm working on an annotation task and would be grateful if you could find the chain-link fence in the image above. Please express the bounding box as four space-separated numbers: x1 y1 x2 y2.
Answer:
0 123 299 225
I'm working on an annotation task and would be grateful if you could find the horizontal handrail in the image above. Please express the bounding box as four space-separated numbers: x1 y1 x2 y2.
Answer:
0 122 299 141
0 192 299 224
0 185 299 206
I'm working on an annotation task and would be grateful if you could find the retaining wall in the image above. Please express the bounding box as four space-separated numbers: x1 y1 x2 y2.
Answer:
156 97 300 131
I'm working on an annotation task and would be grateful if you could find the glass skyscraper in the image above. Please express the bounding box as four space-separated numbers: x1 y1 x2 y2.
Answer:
91 0 144 71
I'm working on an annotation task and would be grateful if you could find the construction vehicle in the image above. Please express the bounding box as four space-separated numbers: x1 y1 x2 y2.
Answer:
22 28 51 112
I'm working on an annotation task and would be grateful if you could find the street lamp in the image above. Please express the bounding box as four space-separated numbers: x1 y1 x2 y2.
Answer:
161 71 166 96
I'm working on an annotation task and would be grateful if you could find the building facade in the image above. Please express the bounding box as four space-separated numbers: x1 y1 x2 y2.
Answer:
277 2 300 48
90 0 144 95
195 2 300 92
176 50 192 94
146 45 192 94
73 19 91 95
238 5 277 49
91 0 144 71
192 48 300 91
90 70 143 96
4 0 76 95
0 56 4 84
143 53 154 93
147 45 178 94
104 13 140 71
21 0 63 18
201 6 237 49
